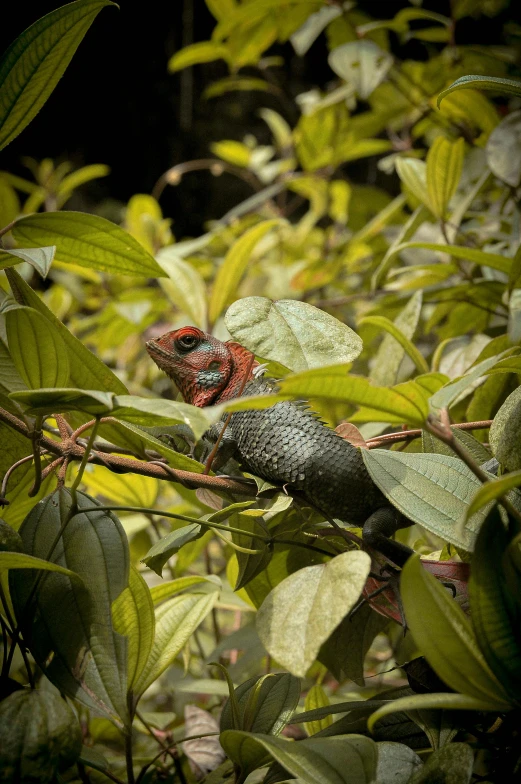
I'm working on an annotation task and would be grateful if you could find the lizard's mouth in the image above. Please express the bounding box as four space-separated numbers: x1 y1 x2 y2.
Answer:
145 339 172 359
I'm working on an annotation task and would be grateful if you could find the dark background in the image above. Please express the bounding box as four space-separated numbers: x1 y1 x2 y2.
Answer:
0 1 516 235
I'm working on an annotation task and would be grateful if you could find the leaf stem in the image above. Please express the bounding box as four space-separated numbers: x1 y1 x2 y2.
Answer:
71 417 100 493
28 415 44 497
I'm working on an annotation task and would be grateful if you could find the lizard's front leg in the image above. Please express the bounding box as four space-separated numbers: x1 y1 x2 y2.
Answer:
362 506 413 567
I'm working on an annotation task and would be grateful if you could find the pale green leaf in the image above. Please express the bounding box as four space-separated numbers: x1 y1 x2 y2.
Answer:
157 249 208 328
328 40 392 99
256 551 371 677
362 449 490 551
225 297 363 372
489 386 521 471
359 313 428 375
0 246 55 277
486 111 521 188
395 159 430 209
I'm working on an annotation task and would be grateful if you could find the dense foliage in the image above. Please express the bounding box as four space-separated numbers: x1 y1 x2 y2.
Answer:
1 1 521 782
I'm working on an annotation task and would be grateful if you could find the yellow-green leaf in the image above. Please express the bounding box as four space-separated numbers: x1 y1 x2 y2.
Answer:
6 307 70 389
209 220 279 324
426 136 465 219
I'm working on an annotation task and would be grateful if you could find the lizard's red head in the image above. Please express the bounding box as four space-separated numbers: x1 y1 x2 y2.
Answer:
146 326 259 406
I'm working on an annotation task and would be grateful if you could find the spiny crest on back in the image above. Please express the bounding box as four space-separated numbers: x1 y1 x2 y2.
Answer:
146 326 260 406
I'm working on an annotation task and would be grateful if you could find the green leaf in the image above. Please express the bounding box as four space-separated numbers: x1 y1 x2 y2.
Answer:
56 163 110 203
157 249 207 328
9 387 116 416
468 506 521 699
437 75 521 107
111 394 219 440
486 111 521 188
395 159 430 209
225 297 363 372
168 41 231 72
328 40 392 99
255 368 433 427
370 291 423 386
409 743 474 784
0 246 55 277
290 6 342 56
111 565 155 693
4 268 127 394
489 387 521 472
0 337 27 392
220 731 378 784
304 685 332 736
10 490 131 729
0 689 82 782
467 471 521 517
368 692 505 732
134 590 219 696
209 221 279 324
400 555 511 708
256 551 371 677
0 551 82 580
426 136 465 219
142 524 205 577
220 673 301 735
359 314 428 375
0 0 116 151
362 449 490 551
6 307 70 389
12 211 164 277
430 352 511 411
150 575 221 605
376 743 423 784
318 602 388 687
390 241 511 275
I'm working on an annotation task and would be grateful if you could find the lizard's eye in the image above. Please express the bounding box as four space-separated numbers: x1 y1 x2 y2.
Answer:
175 334 200 351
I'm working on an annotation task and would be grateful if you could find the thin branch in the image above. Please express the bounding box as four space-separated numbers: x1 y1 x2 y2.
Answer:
366 420 492 449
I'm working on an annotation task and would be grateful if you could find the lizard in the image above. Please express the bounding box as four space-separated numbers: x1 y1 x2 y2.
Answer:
146 325 413 566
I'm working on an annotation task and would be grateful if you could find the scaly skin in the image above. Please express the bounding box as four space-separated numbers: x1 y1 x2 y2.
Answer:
146 326 412 564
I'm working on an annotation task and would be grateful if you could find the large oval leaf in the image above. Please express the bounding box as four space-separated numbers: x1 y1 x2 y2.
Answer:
6 307 70 389
400 555 511 709
362 449 490 551
0 0 116 151
12 212 164 277
256 551 371 677
9 489 131 729
225 297 363 372
0 689 82 782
